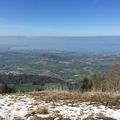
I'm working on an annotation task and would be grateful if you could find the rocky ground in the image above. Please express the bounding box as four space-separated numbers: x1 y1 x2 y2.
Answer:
0 92 120 120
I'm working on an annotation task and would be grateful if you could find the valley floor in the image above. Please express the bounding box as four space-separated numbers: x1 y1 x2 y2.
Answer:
0 91 120 120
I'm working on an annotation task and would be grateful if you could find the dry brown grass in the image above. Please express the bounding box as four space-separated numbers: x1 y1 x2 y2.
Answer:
0 116 3 120
29 91 120 107
35 107 48 114
31 115 54 120
25 107 48 118
13 117 24 120
95 117 116 120
31 115 71 120
83 114 116 120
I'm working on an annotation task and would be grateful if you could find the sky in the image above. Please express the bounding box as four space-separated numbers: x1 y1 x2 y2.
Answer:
0 0 120 36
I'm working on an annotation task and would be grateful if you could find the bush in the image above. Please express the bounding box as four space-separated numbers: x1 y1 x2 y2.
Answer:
0 83 16 93
81 77 93 92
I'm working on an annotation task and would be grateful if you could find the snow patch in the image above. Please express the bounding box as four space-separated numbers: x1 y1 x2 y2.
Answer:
0 94 120 120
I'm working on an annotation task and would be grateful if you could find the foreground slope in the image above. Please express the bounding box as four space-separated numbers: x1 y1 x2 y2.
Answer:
0 91 120 120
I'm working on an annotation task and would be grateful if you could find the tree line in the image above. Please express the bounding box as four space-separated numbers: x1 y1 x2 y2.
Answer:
0 62 120 93
0 74 78 93
81 62 120 92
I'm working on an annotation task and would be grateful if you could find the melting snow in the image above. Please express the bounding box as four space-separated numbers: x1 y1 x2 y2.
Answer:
0 94 120 120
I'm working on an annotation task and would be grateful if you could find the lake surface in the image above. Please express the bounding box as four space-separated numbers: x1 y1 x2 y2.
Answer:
0 36 120 53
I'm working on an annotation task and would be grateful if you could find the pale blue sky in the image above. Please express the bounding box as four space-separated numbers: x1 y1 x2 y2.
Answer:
0 0 120 36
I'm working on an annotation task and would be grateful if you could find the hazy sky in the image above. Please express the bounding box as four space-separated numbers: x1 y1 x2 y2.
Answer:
0 0 120 36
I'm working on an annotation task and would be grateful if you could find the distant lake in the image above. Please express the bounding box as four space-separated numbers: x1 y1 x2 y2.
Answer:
0 36 120 53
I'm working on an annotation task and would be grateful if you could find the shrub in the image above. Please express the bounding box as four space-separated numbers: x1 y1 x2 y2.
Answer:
35 107 48 114
0 83 16 93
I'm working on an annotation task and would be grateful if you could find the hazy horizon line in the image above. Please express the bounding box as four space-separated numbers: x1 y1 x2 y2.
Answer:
0 35 120 37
